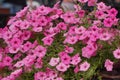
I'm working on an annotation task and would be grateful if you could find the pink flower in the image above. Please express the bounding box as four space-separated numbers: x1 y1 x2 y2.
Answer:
39 16 48 26
74 66 79 73
57 22 67 31
13 53 21 60
99 32 111 41
10 38 22 47
9 46 20 54
55 77 64 80
61 54 71 65
97 2 108 11
95 10 106 19
32 24 43 32
3 56 12 66
42 37 54 46
37 5 52 15
104 59 114 71
77 10 85 18
108 8 118 18
21 30 31 40
20 41 32 53
20 20 30 30
113 49 120 59
71 54 81 65
34 72 46 80
49 57 60 66
61 12 79 24
65 36 78 44
82 44 97 58
14 61 24 68
78 0 88 3
75 26 86 34
34 58 43 69
2 31 12 40
88 0 97 6
56 63 68 72
11 68 22 78
103 18 113 27
32 45 47 58
64 46 74 54
79 61 90 71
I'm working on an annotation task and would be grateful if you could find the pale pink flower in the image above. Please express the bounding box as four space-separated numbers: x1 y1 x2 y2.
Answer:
104 59 114 71
49 57 60 66
113 49 120 59
79 61 90 71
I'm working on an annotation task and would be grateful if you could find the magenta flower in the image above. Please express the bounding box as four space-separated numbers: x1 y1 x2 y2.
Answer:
103 18 113 27
108 8 118 18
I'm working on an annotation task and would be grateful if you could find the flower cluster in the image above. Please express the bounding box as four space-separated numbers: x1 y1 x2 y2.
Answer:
0 0 120 80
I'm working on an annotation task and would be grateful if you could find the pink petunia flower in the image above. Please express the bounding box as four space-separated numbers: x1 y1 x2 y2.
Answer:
49 57 60 66
104 59 114 71
56 62 68 72
79 61 90 71
71 54 81 65
103 18 113 27
113 49 120 59
42 37 54 46
78 0 88 3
